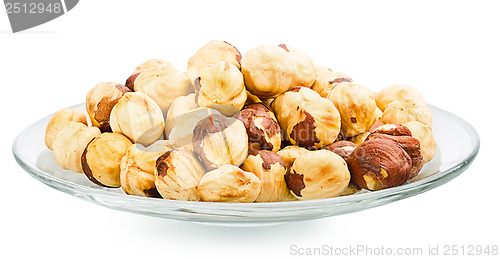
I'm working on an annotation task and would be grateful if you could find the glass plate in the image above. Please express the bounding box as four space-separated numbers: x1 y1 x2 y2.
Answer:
13 104 480 226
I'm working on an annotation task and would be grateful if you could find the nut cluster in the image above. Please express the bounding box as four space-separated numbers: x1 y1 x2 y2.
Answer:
45 40 436 203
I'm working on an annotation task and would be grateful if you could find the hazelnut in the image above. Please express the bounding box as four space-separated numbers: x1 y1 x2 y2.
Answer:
134 69 194 116
340 182 362 196
381 101 432 129
323 141 356 160
240 150 288 202
86 82 131 132
81 133 133 187
45 109 88 151
276 145 309 168
197 164 261 202
311 66 352 98
285 150 350 200
52 122 101 174
327 82 377 137
403 121 436 163
272 87 341 148
194 61 247 116
375 84 427 111
168 107 221 150
344 120 384 146
192 114 249 170
126 59 178 91
109 92 165 146
186 40 242 81
120 140 174 197
164 93 198 137
154 148 206 201
375 107 383 121
238 103 281 152
241 44 316 98
245 91 262 106
346 138 412 190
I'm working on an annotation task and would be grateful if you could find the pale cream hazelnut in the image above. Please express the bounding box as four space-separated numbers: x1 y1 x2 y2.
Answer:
164 93 198 136
311 66 352 98
154 148 206 201
186 40 242 81
110 92 165 146
120 140 174 197
327 83 377 137
82 133 133 187
375 84 427 111
86 82 130 132
381 101 432 129
198 164 261 202
285 150 350 200
194 61 247 116
276 145 309 168
133 58 178 75
52 122 101 174
168 107 221 150
241 44 316 98
403 121 436 163
45 109 88 151
240 150 289 202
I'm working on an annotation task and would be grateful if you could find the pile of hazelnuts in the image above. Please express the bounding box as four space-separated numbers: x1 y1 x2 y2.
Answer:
44 40 436 202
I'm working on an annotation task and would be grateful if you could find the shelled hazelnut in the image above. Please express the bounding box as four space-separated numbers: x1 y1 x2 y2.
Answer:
81 132 133 187
45 109 88 151
240 150 289 202
164 93 198 136
403 121 436 163
126 58 178 90
311 66 352 98
52 122 101 174
198 164 261 202
381 101 432 129
168 107 221 150
276 145 309 168
120 140 173 197
154 148 206 201
186 40 242 81
238 103 281 152
323 141 356 161
86 82 131 132
376 84 427 111
109 92 165 146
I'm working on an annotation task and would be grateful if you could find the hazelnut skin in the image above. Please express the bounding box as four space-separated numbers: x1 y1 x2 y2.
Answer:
134 69 194 116
240 150 289 202
311 66 352 98
45 109 88 151
165 93 198 137
238 103 282 152
346 138 412 191
110 92 165 146
276 145 309 168
376 84 427 112
272 87 341 149
403 121 436 163
381 101 432 129
154 148 206 201
120 140 174 197
186 40 242 81
327 82 377 137
285 150 350 200
86 82 131 132
81 132 133 187
168 107 221 150
241 44 316 98
198 164 262 203
194 61 247 116
52 122 101 174
323 140 356 161
192 114 249 170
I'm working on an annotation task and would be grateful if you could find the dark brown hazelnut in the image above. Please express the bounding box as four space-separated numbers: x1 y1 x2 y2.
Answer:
238 103 281 152
323 141 356 160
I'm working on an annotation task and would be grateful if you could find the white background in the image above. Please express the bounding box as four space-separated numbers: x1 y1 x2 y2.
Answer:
1 1 498 258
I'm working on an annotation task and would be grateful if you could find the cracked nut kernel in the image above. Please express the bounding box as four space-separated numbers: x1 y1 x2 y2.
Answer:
45 109 88 151
323 141 356 160
193 114 248 170
52 122 101 174
120 140 174 197
198 164 261 202
240 150 288 202
194 61 247 116
347 138 412 190
81 132 133 187
168 107 221 150
276 145 309 168
241 44 316 98
272 87 341 148
239 103 281 152
186 40 242 81
285 150 350 200
311 66 352 98
327 82 377 137
403 121 436 163
86 82 131 132
154 148 206 201
110 92 165 146
381 101 432 129
376 84 427 112
165 93 198 136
